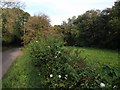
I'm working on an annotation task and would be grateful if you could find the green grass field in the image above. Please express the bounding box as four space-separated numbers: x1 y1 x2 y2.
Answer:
64 47 119 69
2 47 119 88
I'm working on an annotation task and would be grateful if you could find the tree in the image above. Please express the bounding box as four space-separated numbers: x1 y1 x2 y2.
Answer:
13 11 30 44
107 0 120 49
23 14 51 44
74 10 101 47
1 0 27 45
2 8 30 44
61 16 79 46
54 1 118 49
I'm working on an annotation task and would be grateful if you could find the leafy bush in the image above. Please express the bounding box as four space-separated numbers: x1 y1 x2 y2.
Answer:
71 64 120 89
27 35 120 89
27 35 85 88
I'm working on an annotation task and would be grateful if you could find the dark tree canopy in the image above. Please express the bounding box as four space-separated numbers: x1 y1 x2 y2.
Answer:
2 8 30 45
55 1 119 49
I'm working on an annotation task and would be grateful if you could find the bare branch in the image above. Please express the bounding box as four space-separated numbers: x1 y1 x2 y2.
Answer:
0 0 25 9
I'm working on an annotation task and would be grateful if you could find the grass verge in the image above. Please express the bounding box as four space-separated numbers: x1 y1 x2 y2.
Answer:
2 51 45 88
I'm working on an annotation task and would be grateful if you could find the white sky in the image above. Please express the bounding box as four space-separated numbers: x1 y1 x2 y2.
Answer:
20 0 116 25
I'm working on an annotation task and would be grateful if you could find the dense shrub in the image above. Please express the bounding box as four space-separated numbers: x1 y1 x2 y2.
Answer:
27 35 119 89
71 64 120 89
27 35 84 88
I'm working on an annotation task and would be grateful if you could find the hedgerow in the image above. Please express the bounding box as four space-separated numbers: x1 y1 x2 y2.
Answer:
27 35 120 89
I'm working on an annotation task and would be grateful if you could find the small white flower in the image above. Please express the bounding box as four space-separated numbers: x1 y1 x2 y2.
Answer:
50 74 53 78
100 83 105 88
64 75 68 80
65 75 68 77
48 46 50 48
58 75 61 78
58 51 61 54
38 73 40 76
55 56 57 58
36 41 38 43
113 85 117 88
65 77 67 80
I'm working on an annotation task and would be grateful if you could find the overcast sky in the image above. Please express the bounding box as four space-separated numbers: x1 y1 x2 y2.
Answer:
21 0 116 25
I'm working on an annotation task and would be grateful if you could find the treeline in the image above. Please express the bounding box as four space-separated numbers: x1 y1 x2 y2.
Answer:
1 1 119 49
54 1 120 49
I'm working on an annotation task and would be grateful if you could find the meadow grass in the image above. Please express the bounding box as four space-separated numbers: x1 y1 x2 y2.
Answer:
2 47 119 88
64 47 119 69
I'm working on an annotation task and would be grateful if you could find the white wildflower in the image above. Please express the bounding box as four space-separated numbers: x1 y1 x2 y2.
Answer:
55 56 57 58
38 73 40 76
65 77 67 80
64 75 68 80
113 85 117 88
65 75 68 77
50 74 53 78
48 46 50 48
100 83 105 88
58 75 61 78
58 51 61 54
36 41 38 43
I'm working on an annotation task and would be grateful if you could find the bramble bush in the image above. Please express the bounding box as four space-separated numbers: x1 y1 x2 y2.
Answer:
27 35 120 89
27 35 85 88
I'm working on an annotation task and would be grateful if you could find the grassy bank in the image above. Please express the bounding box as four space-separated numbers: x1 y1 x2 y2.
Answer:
2 51 45 88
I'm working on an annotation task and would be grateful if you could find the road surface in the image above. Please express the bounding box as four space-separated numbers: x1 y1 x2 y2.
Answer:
0 47 22 80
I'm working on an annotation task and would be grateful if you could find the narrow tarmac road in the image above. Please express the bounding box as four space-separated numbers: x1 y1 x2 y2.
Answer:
0 47 22 80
